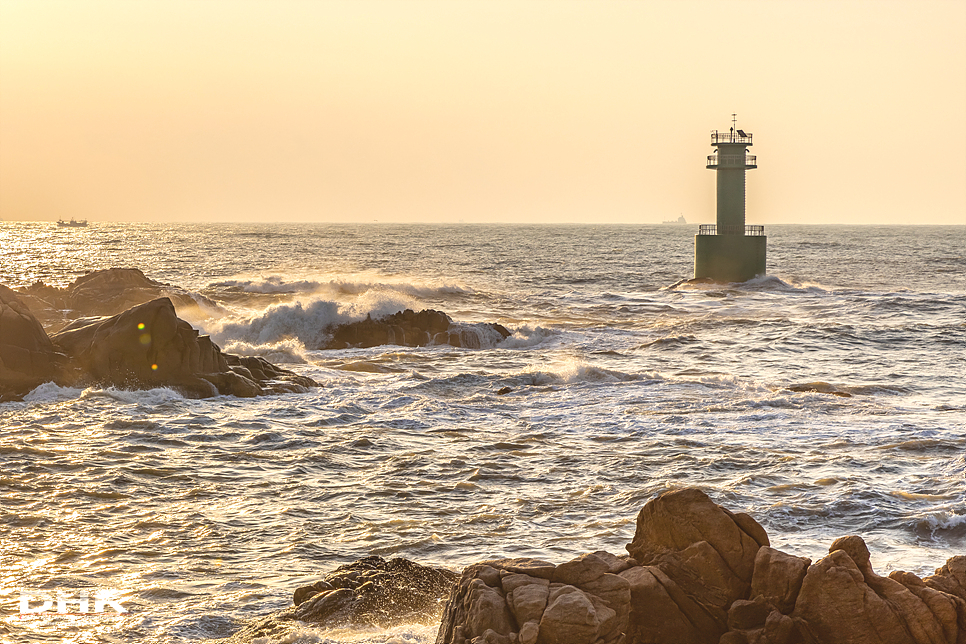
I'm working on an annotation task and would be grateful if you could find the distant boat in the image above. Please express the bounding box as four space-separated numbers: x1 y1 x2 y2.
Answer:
57 218 88 227
662 215 687 224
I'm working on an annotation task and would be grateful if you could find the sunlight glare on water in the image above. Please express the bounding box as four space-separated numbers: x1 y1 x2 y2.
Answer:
1 223 964 643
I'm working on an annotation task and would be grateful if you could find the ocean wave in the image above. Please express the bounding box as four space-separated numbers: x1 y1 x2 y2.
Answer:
23 382 85 402
912 511 966 541
84 386 186 405
499 325 559 349
208 292 417 349
219 338 311 364
208 274 473 300
22 383 187 405
519 360 640 385
674 274 835 294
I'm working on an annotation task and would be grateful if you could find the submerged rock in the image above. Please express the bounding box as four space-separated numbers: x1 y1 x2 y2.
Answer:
224 556 458 642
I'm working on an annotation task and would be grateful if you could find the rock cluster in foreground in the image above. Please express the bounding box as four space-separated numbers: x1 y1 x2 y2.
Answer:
438 489 965 644
1 283 316 401
226 488 965 644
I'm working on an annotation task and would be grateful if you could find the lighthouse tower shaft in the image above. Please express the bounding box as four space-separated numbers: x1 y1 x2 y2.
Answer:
694 128 766 282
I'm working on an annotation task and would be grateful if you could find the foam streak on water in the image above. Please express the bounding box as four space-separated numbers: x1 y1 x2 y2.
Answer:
1 223 964 643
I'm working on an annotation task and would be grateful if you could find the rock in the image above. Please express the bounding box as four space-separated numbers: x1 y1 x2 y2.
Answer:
50 297 230 395
619 564 719 644
326 309 452 349
227 556 458 641
791 536 962 644
48 297 318 398
538 585 601 644
750 546 812 614
324 309 512 350
16 268 215 331
923 557 966 604
436 553 629 644
624 488 768 640
0 285 60 400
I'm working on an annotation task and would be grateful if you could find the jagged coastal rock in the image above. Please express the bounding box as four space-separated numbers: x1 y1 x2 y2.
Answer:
50 297 316 397
15 267 215 331
324 308 511 349
225 556 459 641
224 488 964 644
435 488 965 644
0 286 317 400
0 284 61 401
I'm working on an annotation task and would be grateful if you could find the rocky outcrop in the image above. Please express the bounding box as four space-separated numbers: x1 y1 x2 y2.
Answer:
324 308 511 349
435 552 635 644
0 290 317 401
0 285 61 401
16 268 214 331
225 556 458 642
435 488 966 644
49 298 316 398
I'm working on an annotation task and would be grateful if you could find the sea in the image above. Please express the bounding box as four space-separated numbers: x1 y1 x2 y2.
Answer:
1 222 964 643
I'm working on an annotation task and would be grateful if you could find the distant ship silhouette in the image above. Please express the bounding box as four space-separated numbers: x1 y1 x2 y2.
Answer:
662 215 687 224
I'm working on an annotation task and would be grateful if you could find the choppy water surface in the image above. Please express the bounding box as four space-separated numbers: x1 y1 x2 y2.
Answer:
1 223 964 643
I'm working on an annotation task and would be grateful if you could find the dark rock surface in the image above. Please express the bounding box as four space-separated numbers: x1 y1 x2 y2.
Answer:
324 308 511 349
435 488 966 644
0 285 61 401
16 267 215 331
224 556 459 642
0 289 318 401
49 298 316 398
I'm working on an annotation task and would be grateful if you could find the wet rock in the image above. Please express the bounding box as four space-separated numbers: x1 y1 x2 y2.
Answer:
325 309 512 350
16 267 215 331
49 297 317 398
0 285 60 400
326 309 452 349
227 556 458 642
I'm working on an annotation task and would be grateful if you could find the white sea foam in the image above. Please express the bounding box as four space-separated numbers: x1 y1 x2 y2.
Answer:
209 274 472 300
499 325 559 349
23 382 84 402
520 358 640 385
83 386 185 404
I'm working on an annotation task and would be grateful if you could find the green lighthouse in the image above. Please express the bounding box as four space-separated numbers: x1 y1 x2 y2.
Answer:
693 116 766 282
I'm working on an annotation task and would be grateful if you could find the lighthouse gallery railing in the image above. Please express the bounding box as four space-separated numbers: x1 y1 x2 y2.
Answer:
698 225 765 236
707 154 757 168
711 131 753 145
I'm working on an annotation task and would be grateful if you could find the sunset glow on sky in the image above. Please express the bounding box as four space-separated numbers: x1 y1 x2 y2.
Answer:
1 0 964 225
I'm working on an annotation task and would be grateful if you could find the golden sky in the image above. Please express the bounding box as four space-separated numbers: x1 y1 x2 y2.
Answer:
1 0 964 224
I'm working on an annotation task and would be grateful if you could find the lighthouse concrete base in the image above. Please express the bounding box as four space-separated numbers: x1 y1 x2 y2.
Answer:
694 235 767 283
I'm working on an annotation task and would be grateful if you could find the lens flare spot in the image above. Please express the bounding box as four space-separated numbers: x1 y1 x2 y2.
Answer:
137 323 145 330
139 333 151 345
151 364 158 371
